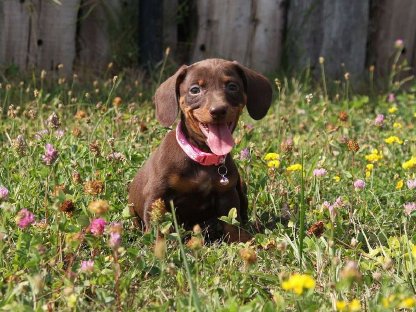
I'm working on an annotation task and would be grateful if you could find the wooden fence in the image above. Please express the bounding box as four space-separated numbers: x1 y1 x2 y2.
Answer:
0 0 415 79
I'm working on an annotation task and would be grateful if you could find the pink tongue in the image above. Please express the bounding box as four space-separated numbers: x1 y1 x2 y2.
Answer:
206 124 234 155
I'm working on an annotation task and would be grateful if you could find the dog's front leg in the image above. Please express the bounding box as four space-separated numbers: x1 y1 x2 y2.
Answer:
141 188 169 232
217 189 252 243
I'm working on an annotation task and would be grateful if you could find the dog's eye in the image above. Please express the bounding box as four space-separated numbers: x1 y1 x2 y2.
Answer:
189 85 201 95
226 82 239 92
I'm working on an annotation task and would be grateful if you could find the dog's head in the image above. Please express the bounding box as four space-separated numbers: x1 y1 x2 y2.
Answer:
154 58 272 155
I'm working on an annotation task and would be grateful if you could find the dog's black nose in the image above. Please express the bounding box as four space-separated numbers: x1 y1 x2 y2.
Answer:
209 105 227 118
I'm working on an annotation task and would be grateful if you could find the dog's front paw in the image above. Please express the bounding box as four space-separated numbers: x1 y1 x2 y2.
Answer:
224 224 252 243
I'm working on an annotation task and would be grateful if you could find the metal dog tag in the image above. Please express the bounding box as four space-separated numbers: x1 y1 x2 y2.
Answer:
218 165 229 186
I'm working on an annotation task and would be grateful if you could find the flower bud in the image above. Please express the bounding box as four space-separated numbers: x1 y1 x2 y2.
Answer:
88 199 109 215
154 237 166 259
239 247 257 265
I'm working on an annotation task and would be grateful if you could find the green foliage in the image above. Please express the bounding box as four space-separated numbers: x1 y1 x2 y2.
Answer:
219 207 240 226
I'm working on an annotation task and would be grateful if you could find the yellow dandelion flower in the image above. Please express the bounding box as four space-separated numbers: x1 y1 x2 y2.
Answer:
399 297 416 309
414 112 416 118
365 149 383 163
287 164 302 172
281 273 315 295
349 299 361 312
396 179 404 189
384 136 403 144
388 105 398 114
365 164 373 179
336 300 347 311
267 160 280 168
412 246 416 259
264 153 280 161
402 156 416 170
336 299 361 311
382 295 395 308
393 122 402 129
333 176 341 182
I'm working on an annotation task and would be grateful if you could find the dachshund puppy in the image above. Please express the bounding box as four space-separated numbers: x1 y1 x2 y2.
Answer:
128 59 272 242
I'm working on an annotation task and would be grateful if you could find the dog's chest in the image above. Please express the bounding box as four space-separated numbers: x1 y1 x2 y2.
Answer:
166 166 238 225
168 165 236 195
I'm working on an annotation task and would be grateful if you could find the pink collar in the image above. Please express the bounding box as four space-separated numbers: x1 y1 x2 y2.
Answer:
176 121 226 166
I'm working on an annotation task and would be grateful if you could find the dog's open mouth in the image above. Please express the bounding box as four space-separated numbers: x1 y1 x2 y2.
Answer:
199 122 235 156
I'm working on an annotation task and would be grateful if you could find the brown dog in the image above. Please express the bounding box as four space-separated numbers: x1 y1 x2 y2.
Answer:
128 58 272 242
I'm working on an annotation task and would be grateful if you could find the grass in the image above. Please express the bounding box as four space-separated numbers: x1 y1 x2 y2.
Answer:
0 58 416 311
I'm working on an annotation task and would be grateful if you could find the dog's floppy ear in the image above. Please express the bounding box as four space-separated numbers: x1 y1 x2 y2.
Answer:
154 65 187 127
233 62 272 120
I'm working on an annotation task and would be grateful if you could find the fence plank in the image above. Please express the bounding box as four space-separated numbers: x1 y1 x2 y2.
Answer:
287 0 369 78
163 0 178 54
139 0 163 66
286 0 324 72
250 0 285 72
0 0 79 75
370 0 416 76
192 0 285 73
77 0 121 71
35 0 80 75
320 0 369 78
0 1 30 70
